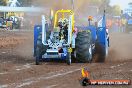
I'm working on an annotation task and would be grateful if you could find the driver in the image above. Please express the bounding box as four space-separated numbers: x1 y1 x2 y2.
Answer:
58 18 69 41
63 18 68 41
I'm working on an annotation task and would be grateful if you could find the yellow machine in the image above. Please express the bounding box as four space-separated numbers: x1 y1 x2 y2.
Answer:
54 10 75 30
34 9 77 65
53 10 75 46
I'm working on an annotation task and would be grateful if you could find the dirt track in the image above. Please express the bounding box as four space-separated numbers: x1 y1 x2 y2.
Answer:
0 30 132 88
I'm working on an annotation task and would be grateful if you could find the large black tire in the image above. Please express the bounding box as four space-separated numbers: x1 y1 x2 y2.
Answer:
75 31 92 62
35 32 47 65
35 24 51 65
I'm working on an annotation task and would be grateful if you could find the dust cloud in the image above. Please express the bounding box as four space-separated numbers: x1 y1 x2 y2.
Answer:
19 0 132 62
107 32 132 62
30 0 99 26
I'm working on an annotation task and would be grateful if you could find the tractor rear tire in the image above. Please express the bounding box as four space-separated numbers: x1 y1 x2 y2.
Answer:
75 31 92 62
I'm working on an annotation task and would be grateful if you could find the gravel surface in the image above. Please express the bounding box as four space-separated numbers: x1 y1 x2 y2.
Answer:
0 30 131 88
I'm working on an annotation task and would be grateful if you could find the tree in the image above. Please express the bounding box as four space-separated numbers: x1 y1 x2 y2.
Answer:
74 0 110 14
0 0 6 6
128 2 132 5
112 5 121 16
16 0 32 6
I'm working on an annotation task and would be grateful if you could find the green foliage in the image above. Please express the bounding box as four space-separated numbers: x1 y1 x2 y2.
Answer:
89 0 121 16
111 5 121 16
89 0 110 6
128 2 132 5
0 0 6 6
17 0 32 6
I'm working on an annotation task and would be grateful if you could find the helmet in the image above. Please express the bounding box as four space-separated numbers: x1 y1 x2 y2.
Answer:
63 18 69 26
58 18 63 23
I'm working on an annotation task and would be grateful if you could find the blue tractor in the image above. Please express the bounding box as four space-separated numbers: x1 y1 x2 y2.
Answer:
34 9 109 65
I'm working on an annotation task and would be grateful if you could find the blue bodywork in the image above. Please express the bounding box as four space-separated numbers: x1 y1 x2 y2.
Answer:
34 25 67 60
77 14 108 56
87 25 97 43
34 25 42 56
34 14 108 61
91 14 108 56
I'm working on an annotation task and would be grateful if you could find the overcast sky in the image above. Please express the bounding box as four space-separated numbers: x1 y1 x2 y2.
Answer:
110 0 131 10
